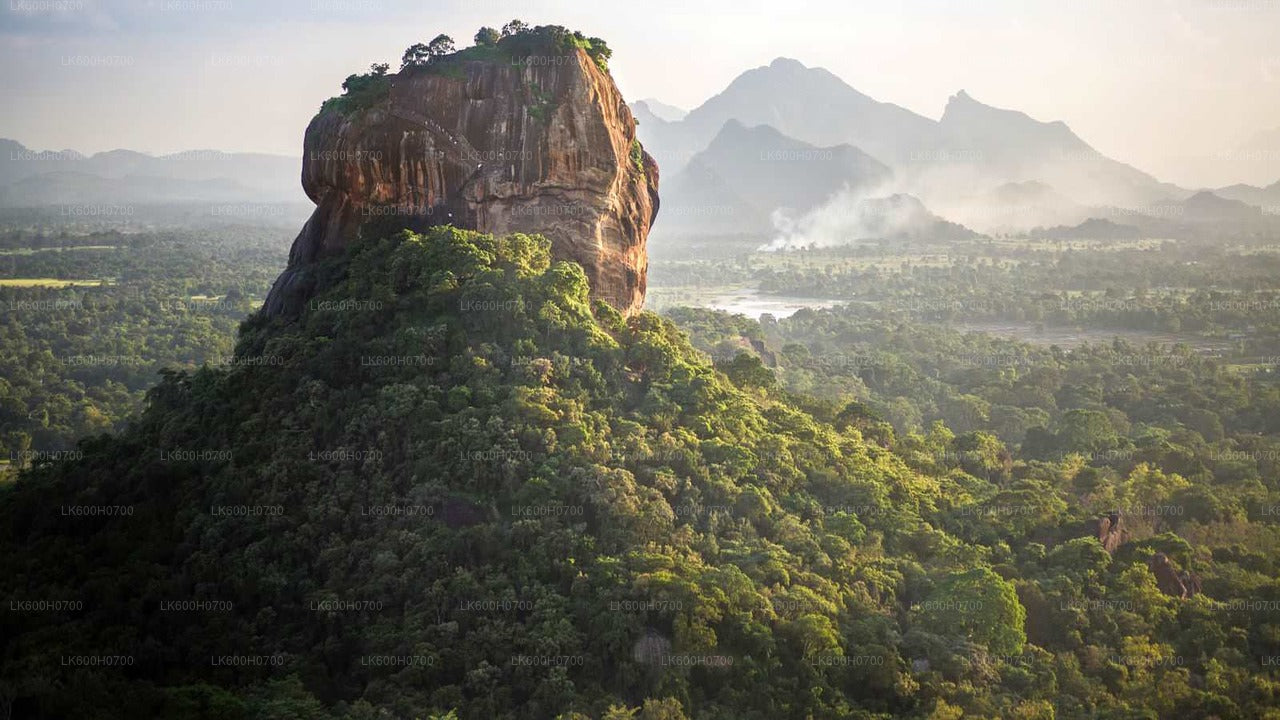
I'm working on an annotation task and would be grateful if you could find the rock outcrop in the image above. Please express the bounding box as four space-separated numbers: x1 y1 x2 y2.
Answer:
1149 552 1201 599
1096 511 1127 553
264 45 658 317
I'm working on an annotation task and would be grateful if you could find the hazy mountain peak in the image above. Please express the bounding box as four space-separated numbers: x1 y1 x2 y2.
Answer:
659 119 892 238
1213 179 1280 208
666 57 936 170
1 138 85 161
877 192 929 211
1185 189 1253 210
941 89 1043 124
701 118 885 164
629 101 668 130
768 56 807 71
940 91 1101 165
95 148 151 161
945 90 1027 122
633 98 686 122
716 56 865 101
712 118 789 142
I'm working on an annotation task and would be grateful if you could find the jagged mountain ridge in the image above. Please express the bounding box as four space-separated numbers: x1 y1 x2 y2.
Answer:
635 58 1190 235
934 90 1180 207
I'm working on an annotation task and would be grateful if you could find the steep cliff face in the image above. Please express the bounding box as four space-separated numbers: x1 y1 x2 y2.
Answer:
264 47 658 316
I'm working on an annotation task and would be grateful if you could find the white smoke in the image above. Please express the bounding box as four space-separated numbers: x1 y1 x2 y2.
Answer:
759 183 931 252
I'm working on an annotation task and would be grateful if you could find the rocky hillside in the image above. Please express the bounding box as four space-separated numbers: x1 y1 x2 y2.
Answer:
264 29 658 317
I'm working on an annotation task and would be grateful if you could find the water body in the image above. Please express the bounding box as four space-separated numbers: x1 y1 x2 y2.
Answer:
707 291 843 319
648 285 843 319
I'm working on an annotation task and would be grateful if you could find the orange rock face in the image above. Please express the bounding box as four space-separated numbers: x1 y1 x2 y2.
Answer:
264 48 659 316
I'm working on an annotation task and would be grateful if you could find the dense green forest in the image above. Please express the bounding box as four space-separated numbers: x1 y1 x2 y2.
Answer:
0 218 292 474
2 223 1279 718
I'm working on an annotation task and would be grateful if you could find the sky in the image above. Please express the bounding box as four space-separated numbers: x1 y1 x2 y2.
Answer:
1 0 1277 187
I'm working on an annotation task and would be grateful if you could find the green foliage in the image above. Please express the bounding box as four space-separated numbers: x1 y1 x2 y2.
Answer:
3 226 971 718
0 223 288 459
402 34 456 68
716 351 776 391
526 82 555 125
661 236 1280 717
400 42 430 70
322 23 618 122
6 212 1280 718
630 139 645 174
320 64 393 116
501 19 528 38
912 568 1027 656
488 23 613 72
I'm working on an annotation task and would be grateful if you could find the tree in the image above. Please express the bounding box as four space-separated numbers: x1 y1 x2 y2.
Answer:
1055 408 1118 456
1045 536 1112 585
719 351 776 390
369 62 389 76
587 37 611 60
427 33 455 58
913 568 1026 656
474 26 500 46
639 697 689 719
501 19 528 38
400 35 455 71
400 43 429 70
586 36 612 70
953 431 1012 482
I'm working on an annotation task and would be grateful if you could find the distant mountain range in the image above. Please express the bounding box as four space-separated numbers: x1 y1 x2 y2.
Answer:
938 180 1088 233
7 56 1276 243
634 59 1178 200
0 139 304 206
635 57 1279 244
1081 190 1276 239
633 58 938 176
1029 218 1142 241
930 90 1181 207
1214 180 1280 210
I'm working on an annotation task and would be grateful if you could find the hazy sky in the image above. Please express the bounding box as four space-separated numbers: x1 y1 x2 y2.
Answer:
2 0 1277 187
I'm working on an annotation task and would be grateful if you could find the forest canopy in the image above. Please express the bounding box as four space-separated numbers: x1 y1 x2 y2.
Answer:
2 227 1278 719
